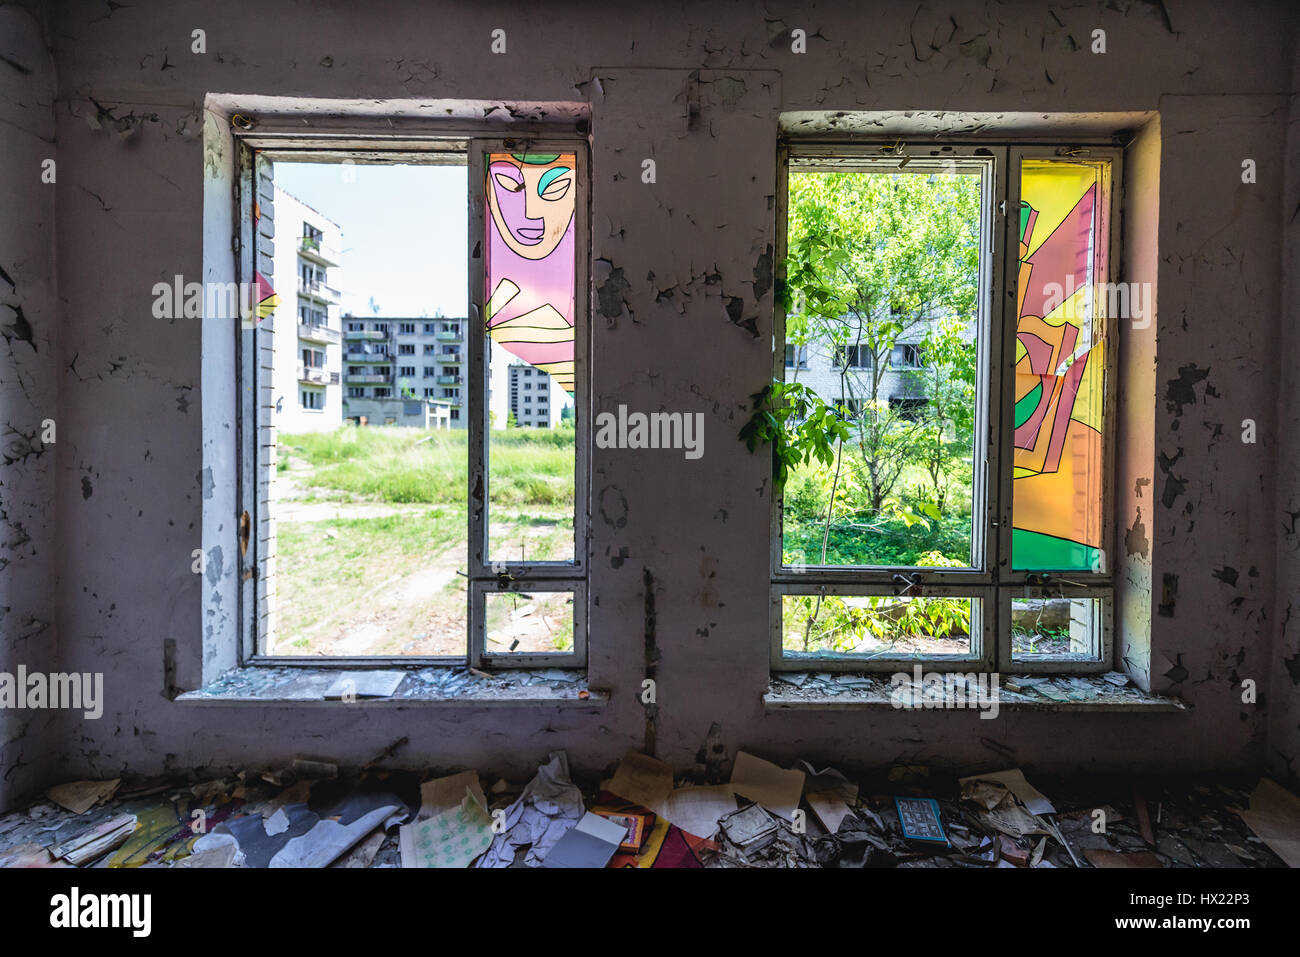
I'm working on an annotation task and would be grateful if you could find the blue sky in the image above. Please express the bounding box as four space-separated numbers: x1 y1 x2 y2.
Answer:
275 161 468 319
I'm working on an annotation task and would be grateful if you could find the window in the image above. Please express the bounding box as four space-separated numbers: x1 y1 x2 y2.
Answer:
832 344 870 369
784 344 808 369
236 134 587 667
774 143 1117 674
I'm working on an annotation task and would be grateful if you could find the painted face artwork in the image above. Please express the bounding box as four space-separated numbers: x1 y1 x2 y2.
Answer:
485 152 577 394
1010 160 1108 572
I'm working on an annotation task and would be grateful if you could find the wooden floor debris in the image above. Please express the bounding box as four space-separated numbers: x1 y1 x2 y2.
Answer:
0 757 1292 869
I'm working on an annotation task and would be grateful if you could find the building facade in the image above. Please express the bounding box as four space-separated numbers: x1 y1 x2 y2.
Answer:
343 316 466 426
269 188 344 433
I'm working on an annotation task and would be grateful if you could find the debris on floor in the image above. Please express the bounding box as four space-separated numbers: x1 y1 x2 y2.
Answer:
0 756 1292 869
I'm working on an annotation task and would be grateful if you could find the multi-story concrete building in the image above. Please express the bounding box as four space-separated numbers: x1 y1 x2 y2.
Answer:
506 362 565 427
343 316 464 427
269 188 344 432
784 329 934 418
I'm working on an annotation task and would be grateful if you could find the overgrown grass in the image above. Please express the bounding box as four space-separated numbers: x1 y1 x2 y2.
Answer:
280 425 574 506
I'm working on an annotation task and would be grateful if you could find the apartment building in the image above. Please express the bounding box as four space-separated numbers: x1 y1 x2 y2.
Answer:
506 362 565 427
785 331 934 418
269 189 344 432
343 316 465 426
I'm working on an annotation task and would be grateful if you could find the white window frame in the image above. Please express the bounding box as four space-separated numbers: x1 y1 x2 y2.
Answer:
233 126 589 669
771 141 1121 675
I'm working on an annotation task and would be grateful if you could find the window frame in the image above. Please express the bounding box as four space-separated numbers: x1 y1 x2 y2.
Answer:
232 127 589 670
770 140 1121 674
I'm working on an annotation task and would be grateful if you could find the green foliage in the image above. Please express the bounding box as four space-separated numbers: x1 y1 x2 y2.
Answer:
738 382 851 488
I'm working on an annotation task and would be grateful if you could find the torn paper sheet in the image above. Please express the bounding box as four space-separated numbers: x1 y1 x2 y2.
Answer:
401 792 494 868
478 751 584 868
542 811 628 868
419 770 487 820
607 751 674 815
982 804 1051 839
53 813 138 866
798 761 859 834
270 801 403 868
46 779 121 815
660 785 737 839
1239 777 1300 868
730 752 805 820
179 832 244 868
958 769 1055 816
330 829 386 869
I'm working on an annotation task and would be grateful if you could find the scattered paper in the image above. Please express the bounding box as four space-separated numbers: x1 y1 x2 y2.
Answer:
542 811 628 868
607 751 674 815
53 813 138 866
330 829 387 869
730 752 804 820
1239 778 1300 868
401 791 494 868
478 751 584 868
179 833 244 868
660 785 737 839
799 761 859 834
46 779 120 815
419 770 487 820
264 808 290 836
959 769 1055 816
270 801 404 868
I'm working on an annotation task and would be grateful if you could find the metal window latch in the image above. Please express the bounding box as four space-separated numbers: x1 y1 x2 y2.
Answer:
893 571 923 597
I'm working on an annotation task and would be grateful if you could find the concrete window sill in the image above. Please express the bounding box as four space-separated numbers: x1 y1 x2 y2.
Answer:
764 673 1187 713
175 666 606 708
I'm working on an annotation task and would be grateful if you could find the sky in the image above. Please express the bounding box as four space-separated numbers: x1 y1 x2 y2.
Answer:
274 161 468 319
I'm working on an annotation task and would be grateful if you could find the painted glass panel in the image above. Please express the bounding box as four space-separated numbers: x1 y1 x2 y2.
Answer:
1011 160 1108 571
484 151 576 393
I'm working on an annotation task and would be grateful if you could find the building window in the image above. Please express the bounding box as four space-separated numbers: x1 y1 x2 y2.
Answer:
773 143 1117 674
784 344 808 369
235 135 587 667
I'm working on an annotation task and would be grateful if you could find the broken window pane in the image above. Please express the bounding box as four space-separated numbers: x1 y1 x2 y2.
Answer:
782 166 983 569
1010 595 1105 661
484 590 576 655
782 593 977 659
484 150 578 563
1011 160 1109 572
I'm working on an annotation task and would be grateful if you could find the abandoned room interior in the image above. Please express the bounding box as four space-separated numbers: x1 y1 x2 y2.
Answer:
1 0 1299 901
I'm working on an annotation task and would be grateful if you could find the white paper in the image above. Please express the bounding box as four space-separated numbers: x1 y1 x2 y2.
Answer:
730 752 804 820
660 785 737 838
958 768 1055 816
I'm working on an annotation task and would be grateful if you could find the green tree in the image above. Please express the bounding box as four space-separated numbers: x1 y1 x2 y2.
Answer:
784 170 980 516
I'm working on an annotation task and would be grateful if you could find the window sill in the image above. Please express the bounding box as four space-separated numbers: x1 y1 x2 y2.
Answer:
176 666 605 708
764 672 1187 713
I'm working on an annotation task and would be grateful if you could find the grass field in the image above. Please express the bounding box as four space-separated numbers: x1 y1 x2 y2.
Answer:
271 425 576 656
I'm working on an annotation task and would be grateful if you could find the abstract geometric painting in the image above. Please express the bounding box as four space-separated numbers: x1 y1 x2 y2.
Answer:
1011 160 1108 571
484 151 577 393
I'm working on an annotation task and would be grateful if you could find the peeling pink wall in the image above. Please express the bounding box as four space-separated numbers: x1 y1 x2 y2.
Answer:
4 0 1296 805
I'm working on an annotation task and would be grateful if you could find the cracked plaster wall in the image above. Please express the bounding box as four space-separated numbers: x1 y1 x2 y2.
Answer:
2 0 1295 805
0 3 60 810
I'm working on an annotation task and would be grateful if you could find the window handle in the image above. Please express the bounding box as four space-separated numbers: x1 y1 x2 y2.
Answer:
239 510 251 558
